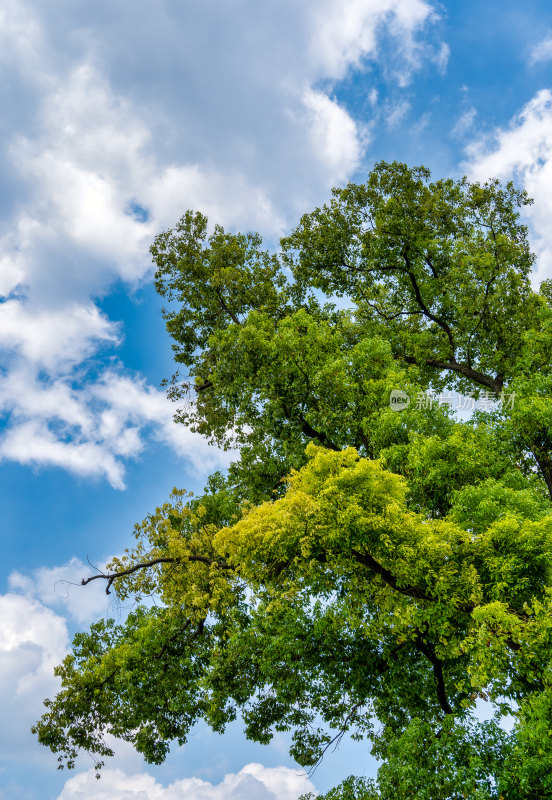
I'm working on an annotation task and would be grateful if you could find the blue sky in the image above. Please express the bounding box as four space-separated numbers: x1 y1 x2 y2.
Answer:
2 0 552 797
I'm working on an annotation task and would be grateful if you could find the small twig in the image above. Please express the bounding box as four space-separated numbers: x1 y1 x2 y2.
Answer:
306 702 362 777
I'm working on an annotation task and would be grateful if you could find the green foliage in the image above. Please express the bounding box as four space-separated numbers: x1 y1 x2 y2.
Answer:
33 162 552 797
300 775 379 800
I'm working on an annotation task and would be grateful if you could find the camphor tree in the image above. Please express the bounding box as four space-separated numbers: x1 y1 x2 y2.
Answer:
33 163 552 798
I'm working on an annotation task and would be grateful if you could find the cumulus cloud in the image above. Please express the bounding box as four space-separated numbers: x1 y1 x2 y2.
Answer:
57 764 315 800
0 367 230 488
463 89 552 282
0 592 68 759
302 0 434 80
301 88 363 182
0 0 443 487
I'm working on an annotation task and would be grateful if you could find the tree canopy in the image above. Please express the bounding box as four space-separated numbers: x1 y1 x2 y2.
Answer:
33 162 552 798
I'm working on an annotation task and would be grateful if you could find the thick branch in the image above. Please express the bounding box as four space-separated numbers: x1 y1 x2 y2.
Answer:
425 256 439 279
351 549 475 614
194 379 214 393
351 550 435 604
280 399 340 451
351 550 527 668
403 355 504 395
414 636 453 715
299 414 340 451
530 446 552 502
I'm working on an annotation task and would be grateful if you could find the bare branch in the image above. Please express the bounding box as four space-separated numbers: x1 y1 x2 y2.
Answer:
306 702 362 777
81 555 233 595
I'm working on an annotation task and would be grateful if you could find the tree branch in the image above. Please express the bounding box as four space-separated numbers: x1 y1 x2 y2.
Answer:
425 256 439 279
402 356 504 394
81 555 233 595
414 634 453 715
299 414 340 451
280 399 340 451
194 379 214 393
403 253 456 357
306 702 362 776
214 287 242 325
153 620 192 660
351 550 435 604
351 549 475 615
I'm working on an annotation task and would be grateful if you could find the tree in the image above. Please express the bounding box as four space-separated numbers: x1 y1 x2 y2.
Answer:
33 162 552 798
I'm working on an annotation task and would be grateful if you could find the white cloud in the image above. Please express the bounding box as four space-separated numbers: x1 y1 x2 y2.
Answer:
463 89 552 283
304 0 434 80
146 165 286 242
302 89 363 184
0 593 68 759
451 107 477 139
0 300 119 370
57 764 315 800
0 420 128 488
9 557 113 625
0 368 230 488
0 0 442 487
529 35 552 65
465 90 552 179
6 63 157 300
434 41 450 74
385 100 411 129
90 373 232 468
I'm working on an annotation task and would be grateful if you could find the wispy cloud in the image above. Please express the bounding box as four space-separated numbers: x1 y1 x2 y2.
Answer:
529 34 552 65
451 107 477 139
386 100 412 129
434 41 450 74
